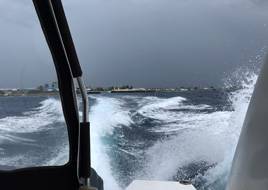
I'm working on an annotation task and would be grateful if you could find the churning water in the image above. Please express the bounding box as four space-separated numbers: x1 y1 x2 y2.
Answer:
0 71 259 190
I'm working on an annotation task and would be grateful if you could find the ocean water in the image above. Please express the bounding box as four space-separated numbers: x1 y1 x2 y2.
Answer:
0 73 258 190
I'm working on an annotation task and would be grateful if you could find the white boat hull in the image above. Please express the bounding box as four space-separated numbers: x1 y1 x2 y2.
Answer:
227 56 268 190
126 180 196 190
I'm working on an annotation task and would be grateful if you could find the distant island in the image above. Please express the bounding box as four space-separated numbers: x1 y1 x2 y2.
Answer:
0 81 240 97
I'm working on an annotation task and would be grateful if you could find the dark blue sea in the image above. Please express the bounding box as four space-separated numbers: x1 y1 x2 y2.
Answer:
0 77 256 190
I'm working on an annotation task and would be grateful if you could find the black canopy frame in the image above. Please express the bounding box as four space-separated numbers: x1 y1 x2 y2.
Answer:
0 0 102 189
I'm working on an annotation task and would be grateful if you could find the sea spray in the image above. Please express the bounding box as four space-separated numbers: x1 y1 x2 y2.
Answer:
90 96 132 190
199 69 259 190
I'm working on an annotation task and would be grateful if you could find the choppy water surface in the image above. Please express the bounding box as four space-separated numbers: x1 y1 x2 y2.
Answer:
0 73 258 190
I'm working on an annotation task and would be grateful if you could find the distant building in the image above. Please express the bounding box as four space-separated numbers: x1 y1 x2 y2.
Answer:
51 81 58 90
41 81 59 92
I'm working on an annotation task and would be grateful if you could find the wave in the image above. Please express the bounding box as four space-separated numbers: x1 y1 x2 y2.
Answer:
0 98 67 168
135 73 258 190
0 98 64 134
139 96 211 118
45 144 69 166
130 95 230 181
136 96 214 134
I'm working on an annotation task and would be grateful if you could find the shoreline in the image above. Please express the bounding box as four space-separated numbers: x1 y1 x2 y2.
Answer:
0 88 230 97
0 92 59 97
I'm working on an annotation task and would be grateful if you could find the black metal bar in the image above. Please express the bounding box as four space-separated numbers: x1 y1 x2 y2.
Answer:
32 0 80 164
33 0 92 183
50 0 82 78
32 1 99 189
49 0 91 181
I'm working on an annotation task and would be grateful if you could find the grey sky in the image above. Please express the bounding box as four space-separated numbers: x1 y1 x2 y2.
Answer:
0 0 268 88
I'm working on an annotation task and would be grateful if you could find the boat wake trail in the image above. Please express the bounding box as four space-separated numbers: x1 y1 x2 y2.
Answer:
90 97 131 190
89 72 258 190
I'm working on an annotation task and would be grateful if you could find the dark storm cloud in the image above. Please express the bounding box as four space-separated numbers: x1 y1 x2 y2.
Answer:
250 0 268 6
0 0 56 88
0 0 268 88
